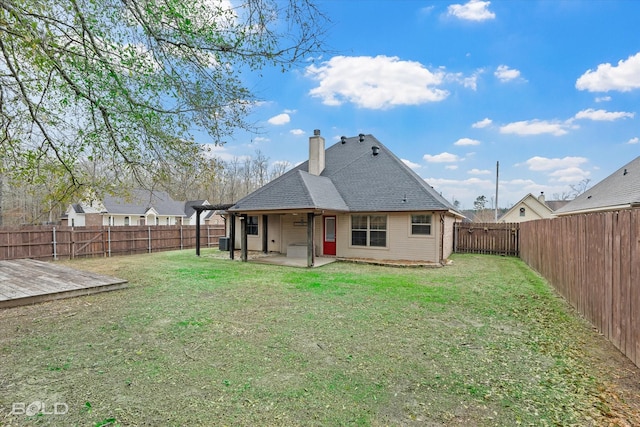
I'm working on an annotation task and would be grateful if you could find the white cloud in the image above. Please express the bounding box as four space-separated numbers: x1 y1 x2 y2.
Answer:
574 108 634 121
401 159 422 169
595 96 611 102
306 55 449 109
447 0 496 21
447 70 483 91
252 136 270 143
290 129 305 136
548 167 591 183
267 113 290 125
468 168 491 175
423 152 460 163
576 52 640 92
204 144 248 162
500 119 570 136
524 156 588 172
494 65 522 82
454 137 481 146
472 118 492 128
446 165 459 170
627 137 639 144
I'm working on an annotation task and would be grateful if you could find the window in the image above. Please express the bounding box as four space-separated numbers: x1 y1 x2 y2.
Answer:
247 216 259 235
124 216 130 226
519 207 526 217
411 214 432 235
351 215 386 247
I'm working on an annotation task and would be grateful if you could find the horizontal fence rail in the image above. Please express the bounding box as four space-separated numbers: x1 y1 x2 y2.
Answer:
454 222 520 256
0 225 225 261
520 209 640 367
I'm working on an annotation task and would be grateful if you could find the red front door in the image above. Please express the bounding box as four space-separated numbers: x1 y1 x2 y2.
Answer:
323 216 336 256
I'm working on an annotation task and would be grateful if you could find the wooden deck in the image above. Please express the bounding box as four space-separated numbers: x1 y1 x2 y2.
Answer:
0 259 128 309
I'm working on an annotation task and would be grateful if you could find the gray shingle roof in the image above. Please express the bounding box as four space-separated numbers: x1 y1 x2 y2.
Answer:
231 170 349 212
555 156 640 215
230 134 459 213
103 190 186 216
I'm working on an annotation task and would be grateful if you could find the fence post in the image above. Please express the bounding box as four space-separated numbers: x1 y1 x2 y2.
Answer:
148 226 152 253
108 226 111 257
52 227 57 260
180 226 183 250
71 227 75 259
207 226 210 248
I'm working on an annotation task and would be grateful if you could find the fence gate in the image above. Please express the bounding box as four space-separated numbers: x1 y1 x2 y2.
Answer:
454 222 520 256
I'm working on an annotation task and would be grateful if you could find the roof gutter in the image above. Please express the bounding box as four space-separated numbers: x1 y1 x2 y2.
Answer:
554 203 633 216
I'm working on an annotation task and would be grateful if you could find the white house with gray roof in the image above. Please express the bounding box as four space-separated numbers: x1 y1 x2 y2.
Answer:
555 156 640 216
227 130 464 266
65 190 215 227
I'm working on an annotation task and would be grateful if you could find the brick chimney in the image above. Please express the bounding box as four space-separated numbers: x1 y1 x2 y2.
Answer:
308 129 325 176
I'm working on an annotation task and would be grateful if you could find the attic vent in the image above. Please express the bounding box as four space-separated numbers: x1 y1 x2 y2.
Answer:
624 168 628 175
341 136 347 144
372 146 380 156
359 133 365 142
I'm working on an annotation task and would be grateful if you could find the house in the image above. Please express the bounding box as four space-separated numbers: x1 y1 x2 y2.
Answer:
227 130 463 266
64 190 215 227
184 200 225 226
554 156 640 216
499 192 569 223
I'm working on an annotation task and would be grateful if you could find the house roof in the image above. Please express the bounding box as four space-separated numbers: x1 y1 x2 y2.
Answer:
230 134 460 214
102 190 186 216
498 193 553 221
231 169 350 212
544 200 570 211
555 156 640 215
184 200 216 219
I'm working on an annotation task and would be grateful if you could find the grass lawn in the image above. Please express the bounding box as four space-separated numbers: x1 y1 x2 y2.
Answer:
0 250 638 426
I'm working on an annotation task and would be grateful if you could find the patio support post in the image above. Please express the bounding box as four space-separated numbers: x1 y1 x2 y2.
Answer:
262 215 268 254
241 214 248 262
195 209 202 256
307 212 314 267
229 213 235 259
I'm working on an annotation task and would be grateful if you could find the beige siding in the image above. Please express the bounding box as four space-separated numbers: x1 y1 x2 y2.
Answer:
442 214 456 259
232 215 263 251
335 212 439 262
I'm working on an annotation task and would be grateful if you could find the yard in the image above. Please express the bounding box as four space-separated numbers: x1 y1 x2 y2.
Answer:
0 251 638 426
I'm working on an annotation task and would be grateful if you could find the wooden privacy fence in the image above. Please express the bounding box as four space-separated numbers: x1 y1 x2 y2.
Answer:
454 222 520 256
0 225 225 261
520 210 640 367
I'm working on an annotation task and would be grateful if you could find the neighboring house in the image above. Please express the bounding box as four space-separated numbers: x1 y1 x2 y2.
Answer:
227 130 464 266
555 156 640 216
499 192 569 223
64 190 204 226
184 200 225 226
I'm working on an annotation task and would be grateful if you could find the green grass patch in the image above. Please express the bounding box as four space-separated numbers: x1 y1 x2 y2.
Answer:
0 250 632 426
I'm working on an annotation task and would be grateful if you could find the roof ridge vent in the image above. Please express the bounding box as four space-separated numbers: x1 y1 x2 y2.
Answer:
359 133 365 142
372 146 380 156
341 136 347 144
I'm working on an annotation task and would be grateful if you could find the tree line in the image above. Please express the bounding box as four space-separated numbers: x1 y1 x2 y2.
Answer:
0 149 289 226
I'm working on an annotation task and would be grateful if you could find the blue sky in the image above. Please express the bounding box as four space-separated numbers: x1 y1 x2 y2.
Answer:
205 0 640 210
